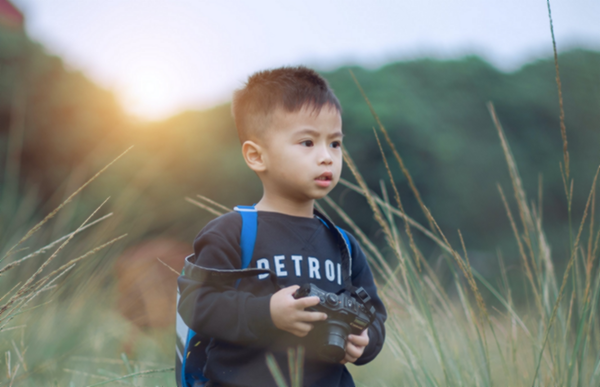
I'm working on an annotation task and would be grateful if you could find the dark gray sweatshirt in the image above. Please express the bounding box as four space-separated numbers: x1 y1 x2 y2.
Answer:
177 210 387 387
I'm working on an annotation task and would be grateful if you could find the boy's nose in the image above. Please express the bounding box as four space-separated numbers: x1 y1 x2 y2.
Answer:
318 147 333 165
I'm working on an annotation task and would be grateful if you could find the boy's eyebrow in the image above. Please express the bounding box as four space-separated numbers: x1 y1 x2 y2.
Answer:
295 128 345 138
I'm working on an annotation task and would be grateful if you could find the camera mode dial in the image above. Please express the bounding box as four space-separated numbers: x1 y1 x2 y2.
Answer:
326 293 338 306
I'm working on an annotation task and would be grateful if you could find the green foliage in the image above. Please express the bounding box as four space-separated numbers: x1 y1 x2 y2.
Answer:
1 22 600 386
2 22 599 267
325 51 600 258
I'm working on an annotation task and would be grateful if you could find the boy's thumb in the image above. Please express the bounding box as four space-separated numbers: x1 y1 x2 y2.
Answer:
283 285 300 295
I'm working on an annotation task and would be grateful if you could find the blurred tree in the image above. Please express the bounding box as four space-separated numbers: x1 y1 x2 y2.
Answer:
1 12 598 277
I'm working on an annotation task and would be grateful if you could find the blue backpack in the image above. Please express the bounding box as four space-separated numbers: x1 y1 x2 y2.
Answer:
175 205 352 387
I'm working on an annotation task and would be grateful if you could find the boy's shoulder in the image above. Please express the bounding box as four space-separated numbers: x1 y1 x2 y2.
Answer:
194 210 242 245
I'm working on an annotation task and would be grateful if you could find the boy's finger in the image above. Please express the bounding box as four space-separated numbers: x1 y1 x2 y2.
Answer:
348 333 369 347
340 351 358 364
297 310 328 322
343 353 358 364
295 296 321 309
293 322 314 336
345 343 363 359
281 285 300 295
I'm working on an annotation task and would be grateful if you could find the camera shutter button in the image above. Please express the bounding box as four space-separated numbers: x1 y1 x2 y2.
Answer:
326 294 338 306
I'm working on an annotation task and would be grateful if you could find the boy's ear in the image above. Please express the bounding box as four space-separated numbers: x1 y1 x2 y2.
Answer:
242 140 267 173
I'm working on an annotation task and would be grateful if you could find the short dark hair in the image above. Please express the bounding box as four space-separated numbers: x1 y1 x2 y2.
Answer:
231 66 341 143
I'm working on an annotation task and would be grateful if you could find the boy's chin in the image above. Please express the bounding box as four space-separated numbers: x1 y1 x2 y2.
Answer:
310 187 336 200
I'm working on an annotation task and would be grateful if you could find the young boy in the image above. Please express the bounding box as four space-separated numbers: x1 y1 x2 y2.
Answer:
178 66 386 387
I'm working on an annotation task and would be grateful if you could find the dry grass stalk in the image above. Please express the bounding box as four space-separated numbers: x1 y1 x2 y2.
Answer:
425 207 489 322
0 282 22 305
420 207 491 385
341 148 414 303
488 103 539 275
497 184 543 315
592 230 600 269
338 178 449 254
458 230 489 323
156 257 182 276
546 0 569 181
196 194 232 213
340 143 456 384
0 264 77 332
335 175 458 308
28 234 127 294
0 197 111 321
10 341 26 372
378 181 413 301
348 70 437 236
185 197 224 217
0 213 113 276
341 148 399 266
372 127 425 272
583 187 596 303
1 145 132 261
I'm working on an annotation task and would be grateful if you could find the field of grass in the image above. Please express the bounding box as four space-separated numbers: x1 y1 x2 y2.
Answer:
1 3 599 387
2 90 598 387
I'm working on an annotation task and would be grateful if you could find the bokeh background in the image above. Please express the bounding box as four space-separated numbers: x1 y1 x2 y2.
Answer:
1 0 599 385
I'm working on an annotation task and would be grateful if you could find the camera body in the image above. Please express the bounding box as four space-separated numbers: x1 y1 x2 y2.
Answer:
293 283 376 363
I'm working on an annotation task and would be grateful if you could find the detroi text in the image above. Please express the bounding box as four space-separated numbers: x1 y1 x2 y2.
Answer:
255 255 343 285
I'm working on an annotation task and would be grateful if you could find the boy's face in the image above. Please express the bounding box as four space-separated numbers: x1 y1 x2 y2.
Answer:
257 104 343 203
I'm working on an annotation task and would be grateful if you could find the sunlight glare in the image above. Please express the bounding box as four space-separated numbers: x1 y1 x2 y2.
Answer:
118 65 179 121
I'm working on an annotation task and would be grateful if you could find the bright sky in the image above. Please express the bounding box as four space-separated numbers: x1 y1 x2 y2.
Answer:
13 0 600 121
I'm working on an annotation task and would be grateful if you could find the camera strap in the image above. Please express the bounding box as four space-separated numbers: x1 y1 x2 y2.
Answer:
182 254 280 289
313 209 377 323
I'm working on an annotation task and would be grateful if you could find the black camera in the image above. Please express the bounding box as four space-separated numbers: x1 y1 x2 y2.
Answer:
293 283 376 363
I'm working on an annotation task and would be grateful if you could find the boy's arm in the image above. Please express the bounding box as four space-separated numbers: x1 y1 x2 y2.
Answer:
346 232 387 365
178 226 278 346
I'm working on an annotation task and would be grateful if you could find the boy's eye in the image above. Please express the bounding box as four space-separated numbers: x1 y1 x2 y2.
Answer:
300 140 314 147
330 141 342 149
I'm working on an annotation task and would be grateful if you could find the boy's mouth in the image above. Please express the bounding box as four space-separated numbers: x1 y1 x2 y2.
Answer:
316 172 332 181
315 172 333 187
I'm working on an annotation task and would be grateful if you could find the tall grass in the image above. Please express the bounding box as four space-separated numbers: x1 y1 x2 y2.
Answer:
0 146 178 386
327 40 597 384
331 112 599 386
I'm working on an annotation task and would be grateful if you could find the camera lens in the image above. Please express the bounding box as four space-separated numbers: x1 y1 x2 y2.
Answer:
318 321 349 363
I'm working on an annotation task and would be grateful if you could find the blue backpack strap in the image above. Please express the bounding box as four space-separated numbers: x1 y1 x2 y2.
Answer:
336 227 352 257
234 205 258 272
178 206 258 387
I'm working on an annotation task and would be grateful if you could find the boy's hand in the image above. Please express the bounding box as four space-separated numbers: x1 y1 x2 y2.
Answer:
340 328 369 364
270 285 328 337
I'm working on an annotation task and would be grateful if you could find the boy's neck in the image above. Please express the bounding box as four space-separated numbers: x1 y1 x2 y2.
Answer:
254 193 314 218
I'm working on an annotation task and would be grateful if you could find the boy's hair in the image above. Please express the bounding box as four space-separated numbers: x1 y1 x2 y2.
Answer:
231 66 341 143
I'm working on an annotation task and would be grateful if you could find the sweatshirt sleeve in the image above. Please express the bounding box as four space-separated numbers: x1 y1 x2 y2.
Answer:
177 213 278 346
345 231 387 365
